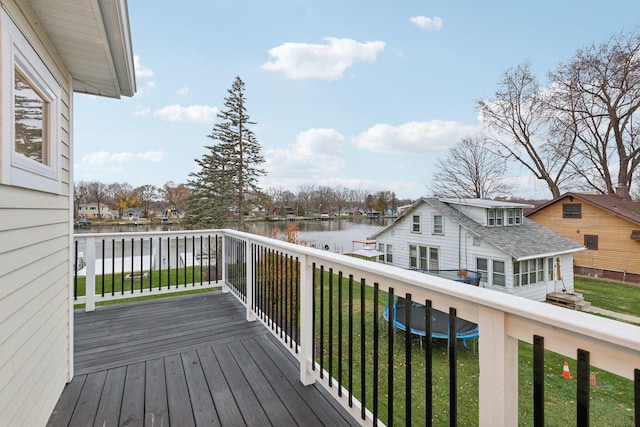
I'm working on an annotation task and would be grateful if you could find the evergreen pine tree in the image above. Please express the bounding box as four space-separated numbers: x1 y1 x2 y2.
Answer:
184 76 265 229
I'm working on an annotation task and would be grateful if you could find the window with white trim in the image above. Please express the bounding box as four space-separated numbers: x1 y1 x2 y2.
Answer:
377 243 393 264
493 260 506 286
2 11 61 193
547 257 554 281
412 215 421 232
409 244 439 270
513 258 545 287
476 258 488 283
432 214 444 235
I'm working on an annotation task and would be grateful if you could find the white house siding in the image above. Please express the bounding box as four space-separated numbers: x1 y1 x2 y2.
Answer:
0 2 72 425
373 202 576 302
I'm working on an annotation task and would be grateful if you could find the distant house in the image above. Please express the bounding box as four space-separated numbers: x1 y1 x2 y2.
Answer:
369 198 585 301
122 207 143 220
78 202 115 219
526 192 640 284
0 1 135 425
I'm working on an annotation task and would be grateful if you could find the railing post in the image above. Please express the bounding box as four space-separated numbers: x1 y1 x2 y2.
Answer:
478 306 518 426
85 236 96 312
299 254 315 386
221 233 228 293
245 239 255 322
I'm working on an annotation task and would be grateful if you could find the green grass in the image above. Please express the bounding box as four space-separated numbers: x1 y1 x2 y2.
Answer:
74 265 218 307
574 275 640 316
310 271 637 426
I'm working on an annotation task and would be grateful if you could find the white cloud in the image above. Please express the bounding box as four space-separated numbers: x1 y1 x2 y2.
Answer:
134 55 154 78
153 105 219 123
81 150 166 166
262 37 385 80
352 120 477 154
410 16 444 31
134 106 151 116
177 85 189 95
265 128 346 177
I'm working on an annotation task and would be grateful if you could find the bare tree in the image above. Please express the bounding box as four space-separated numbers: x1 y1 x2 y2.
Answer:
548 29 640 198
87 181 109 219
74 181 91 218
297 183 317 215
135 184 159 218
160 181 189 214
109 182 138 219
429 136 514 199
478 61 576 198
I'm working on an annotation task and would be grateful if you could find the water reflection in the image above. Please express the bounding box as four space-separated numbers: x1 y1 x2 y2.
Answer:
76 217 392 254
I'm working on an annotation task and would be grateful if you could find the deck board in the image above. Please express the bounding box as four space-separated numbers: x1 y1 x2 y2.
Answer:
48 292 358 426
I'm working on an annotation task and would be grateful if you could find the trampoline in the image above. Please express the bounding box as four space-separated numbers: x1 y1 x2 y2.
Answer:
383 297 478 344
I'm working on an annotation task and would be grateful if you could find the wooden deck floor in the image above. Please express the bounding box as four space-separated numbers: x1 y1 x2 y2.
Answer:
47 292 358 426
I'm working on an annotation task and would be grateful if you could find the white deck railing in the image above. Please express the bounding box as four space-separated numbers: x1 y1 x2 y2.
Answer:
74 229 640 426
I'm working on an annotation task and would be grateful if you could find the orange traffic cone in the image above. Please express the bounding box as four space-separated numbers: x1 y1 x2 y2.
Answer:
562 361 573 379
590 372 597 387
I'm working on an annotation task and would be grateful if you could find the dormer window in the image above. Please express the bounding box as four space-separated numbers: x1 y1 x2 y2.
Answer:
412 215 421 232
488 207 522 227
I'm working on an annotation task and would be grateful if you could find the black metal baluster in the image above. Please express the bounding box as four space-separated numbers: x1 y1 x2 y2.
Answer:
373 283 379 425
360 278 366 420
139 238 144 292
577 349 590 427
214 235 218 283
183 236 187 287
533 335 545 427
449 307 458 427
149 238 153 291
405 293 412 424
191 236 195 286
320 265 325 379
295 257 300 353
312 263 317 371
121 238 125 294
199 236 203 286
425 300 433 427
338 271 343 396
328 268 334 387
159 238 163 289
111 239 115 295
279 251 283 336
387 287 395 427
74 241 78 300
130 238 134 294
348 274 353 407
634 369 639 427
101 239 105 297
285 254 290 345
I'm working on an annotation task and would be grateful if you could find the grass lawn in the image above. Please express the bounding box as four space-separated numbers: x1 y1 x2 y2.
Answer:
574 275 640 317
311 271 637 426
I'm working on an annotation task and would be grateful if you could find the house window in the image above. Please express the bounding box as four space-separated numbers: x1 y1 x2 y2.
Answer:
412 215 421 232
378 243 393 263
493 260 506 286
547 257 554 281
562 203 582 218
507 208 523 225
2 11 61 193
432 214 444 235
495 209 504 226
429 247 439 270
410 244 438 270
487 209 496 226
513 258 545 287
584 235 598 250
476 258 488 283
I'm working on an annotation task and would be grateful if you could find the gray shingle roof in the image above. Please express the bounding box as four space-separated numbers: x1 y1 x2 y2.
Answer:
371 198 584 260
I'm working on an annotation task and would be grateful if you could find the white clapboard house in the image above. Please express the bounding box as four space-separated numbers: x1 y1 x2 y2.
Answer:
369 198 585 301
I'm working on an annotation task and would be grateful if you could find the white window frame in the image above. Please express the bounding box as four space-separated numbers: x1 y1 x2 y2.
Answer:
377 243 393 264
412 215 421 233
2 11 61 194
492 260 506 287
487 209 496 226
409 244 438 270
432 214 444 235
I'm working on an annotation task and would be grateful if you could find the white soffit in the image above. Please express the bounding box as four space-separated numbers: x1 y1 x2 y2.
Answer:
27 0 136 98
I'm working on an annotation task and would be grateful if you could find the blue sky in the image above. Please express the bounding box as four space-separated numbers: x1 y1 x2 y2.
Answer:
73 1 640 200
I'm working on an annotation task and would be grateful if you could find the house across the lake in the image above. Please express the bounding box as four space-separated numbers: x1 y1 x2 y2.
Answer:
369 198 585 301
526 191 640 284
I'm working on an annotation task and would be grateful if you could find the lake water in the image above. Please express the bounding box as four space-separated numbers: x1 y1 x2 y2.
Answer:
76 217 393 254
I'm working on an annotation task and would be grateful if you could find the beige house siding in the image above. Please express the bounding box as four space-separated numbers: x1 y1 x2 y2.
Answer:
0 1 72 424
528 198 640 278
